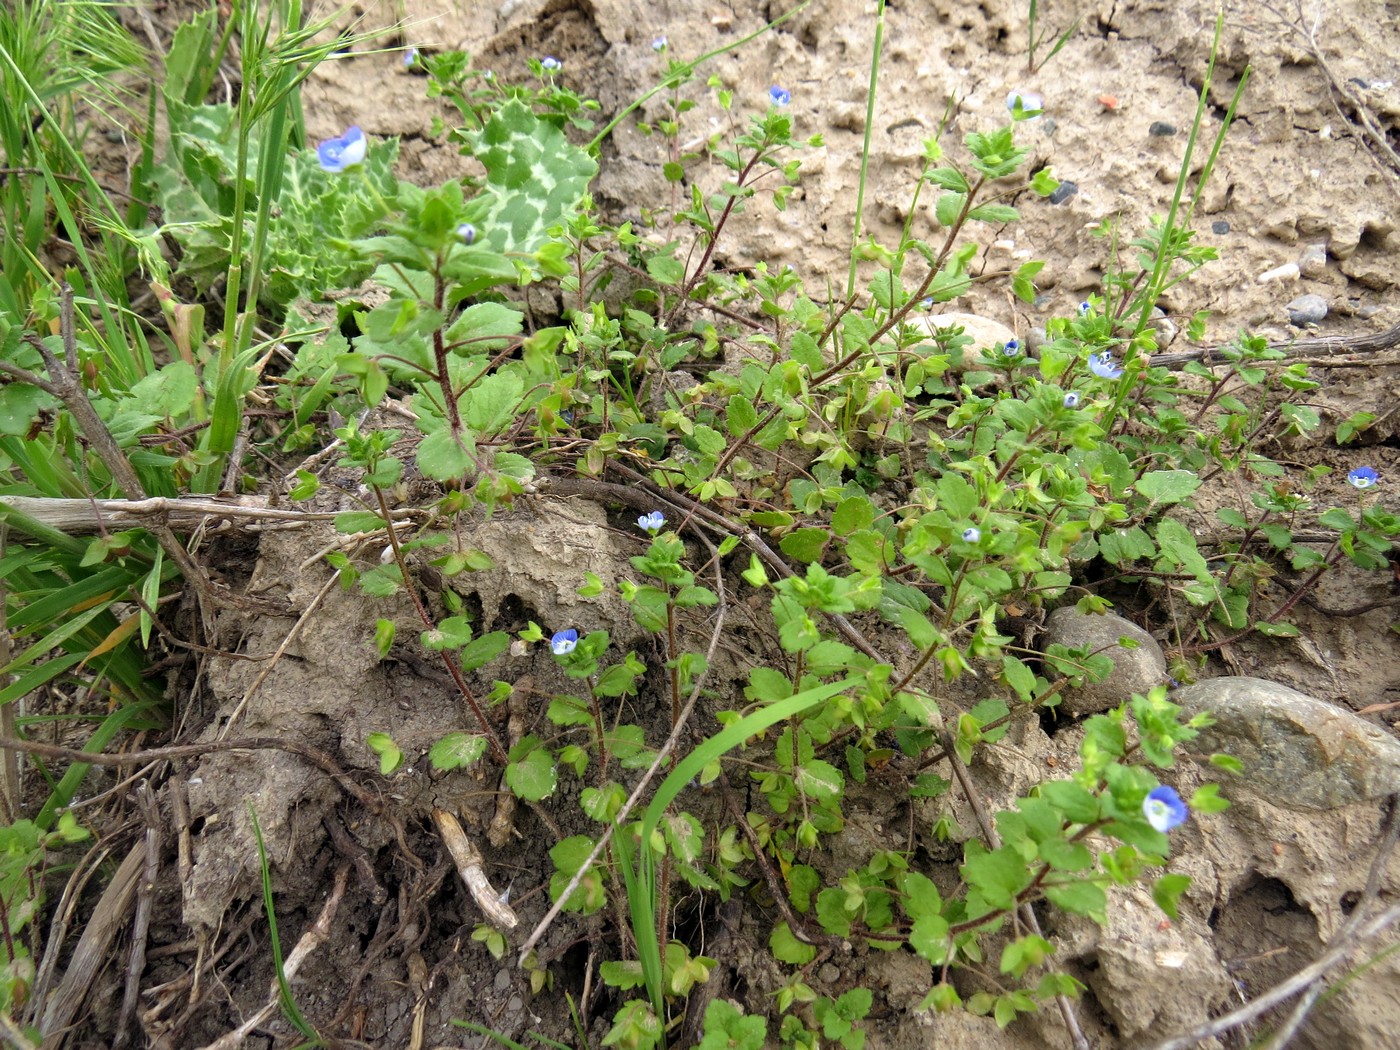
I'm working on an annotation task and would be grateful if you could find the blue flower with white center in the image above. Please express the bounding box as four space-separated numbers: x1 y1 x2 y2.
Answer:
550 629 578 655
403 47 418 67
652 36 668 52
541 55 562 72
1089 351 1124 380
637 511 666 534
1347 466 1379 489
769 85 791 107
457 223 476 244
316 126 367 173
1003 338 1020 356
1078 301 1092 315
1006 89 1044 117
1143 785 1189 832
961 526 981 543
1063 392 1080 409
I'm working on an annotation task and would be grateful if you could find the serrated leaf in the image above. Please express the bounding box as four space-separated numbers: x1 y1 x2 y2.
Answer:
1136 470 1202 506
459 631 509 672
429 732 488 771
505 747 557 800
780 528 829 564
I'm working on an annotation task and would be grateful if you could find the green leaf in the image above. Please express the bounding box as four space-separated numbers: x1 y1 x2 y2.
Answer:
961 845 1032 911
459 631 510 672
780 527 829 563
505 744 557 801
417 428 476 481
464 371 525 435
832 497 875 536
422 616 474 651
769 921 817 965
1039 780 1100 824
1136 470 1202 506
1041 879 1107 920
698 1000 765 1050
366 732 403 775
334 511 385 534
1151 873 1192 921
429 732 488 771
467 99 600 256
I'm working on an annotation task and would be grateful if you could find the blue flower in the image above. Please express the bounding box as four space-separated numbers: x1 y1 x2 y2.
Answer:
541 55 562 72
403 47 418 67
1063 392 1080 408
550 629 578 655
1143 786 1189 832
457 223 476 244
769 85 791 107
961 526 981 543
1078 301 1092 315
1003 338 1020 356
637 510 666 534
1089 351 1123 380
652 36 668 52
1347 466 1379 489
316 126 367 173
1006 89 1044 116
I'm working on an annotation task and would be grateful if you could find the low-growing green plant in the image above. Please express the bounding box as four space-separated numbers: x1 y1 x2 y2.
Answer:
3 0 1399 1046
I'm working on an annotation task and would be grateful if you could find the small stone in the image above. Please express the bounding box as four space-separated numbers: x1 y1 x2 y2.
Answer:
494 969 511 991
1347 77 1370 90
818 963 841 984
1297 243 1328 277
1286 293 1328 326
1149 308 1179 347
1257 262 1300 284
1173 677 1400 810
1026 326 1049 354
1049 180 1078 204
1211 220 1230 234
1148 121 1177 137
1044 607 1167 716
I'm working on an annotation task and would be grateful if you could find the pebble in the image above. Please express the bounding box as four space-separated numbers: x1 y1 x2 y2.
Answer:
1049 180 1078 205
1043 607 1167 716
494 969 511 991
1257 262 1300 284
1297 243 1327 277
1173 677 1400 809
1148 121 1177 137
819 963 841 984
1286 293 1328 326
1211 220 1230 234
1149 308 1179 347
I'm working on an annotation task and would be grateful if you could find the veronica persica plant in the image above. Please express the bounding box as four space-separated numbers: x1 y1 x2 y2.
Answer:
1143 786 1189 832
316 126 367 172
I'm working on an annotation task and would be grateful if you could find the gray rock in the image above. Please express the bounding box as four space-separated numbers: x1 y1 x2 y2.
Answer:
1148 121 1177 137
1211 220 1230 234
1048 180 1078 204
1149 307 1179 347
1287 293 1329 326
1297 242 1328 277
1044 607 1167 716
1174 676 1400 810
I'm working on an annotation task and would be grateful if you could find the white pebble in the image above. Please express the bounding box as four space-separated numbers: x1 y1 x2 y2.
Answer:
1257 262 1300 284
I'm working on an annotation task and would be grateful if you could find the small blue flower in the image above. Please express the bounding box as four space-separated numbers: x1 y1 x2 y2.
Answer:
1089 351 1124 380
316 126 367 173
921 296 934 309
1006 89 1044 116
457 223 476 244
1063 392 1080 409
637 511 666 534
1347 466 1379 489
652 36 668 52
541 55 562 72
403 47 418 67
1078 301 1092 315
550 629 578 655
1143 785 1189 832
769 85 791 107
1003 338 1020 356
961 526 981 543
